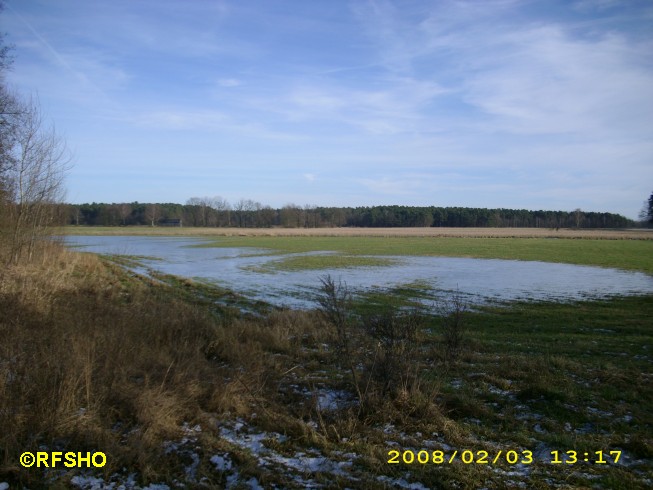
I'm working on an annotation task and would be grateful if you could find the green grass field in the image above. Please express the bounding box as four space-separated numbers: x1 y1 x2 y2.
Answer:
197 235 653 275
61 225 653 273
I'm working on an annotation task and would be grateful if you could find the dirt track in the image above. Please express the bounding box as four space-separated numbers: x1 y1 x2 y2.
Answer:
64 226 653 239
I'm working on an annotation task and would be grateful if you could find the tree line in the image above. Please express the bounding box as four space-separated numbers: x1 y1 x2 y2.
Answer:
66 198 636 229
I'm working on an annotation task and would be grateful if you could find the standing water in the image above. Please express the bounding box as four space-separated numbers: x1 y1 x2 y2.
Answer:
65 235 653 309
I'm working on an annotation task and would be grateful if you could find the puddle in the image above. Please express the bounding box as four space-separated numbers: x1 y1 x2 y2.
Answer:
64 236 653 309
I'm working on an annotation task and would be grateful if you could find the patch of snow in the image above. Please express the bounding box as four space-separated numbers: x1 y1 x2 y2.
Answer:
487 385 511 396
182 423 202 435
269 453 352 477
532 444 553 462
315 389 353 411
71 474 170 490
450 379 463 389
217 420 360 487
220 425 285 454
162 422 203 482
574 423 596 434
377 475 430 489
574 473 601 480
70 476 109 490
514 404 545 422
211 452 240 488
211 454 233 472
245 477 264 489
491 464 531 486
332 451 358 460
184 452 200 480
586 407 613 417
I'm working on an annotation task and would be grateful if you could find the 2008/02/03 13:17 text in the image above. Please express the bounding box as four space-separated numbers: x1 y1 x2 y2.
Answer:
387 449 622 465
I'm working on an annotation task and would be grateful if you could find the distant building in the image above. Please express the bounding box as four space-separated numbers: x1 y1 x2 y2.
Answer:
159 218 182 227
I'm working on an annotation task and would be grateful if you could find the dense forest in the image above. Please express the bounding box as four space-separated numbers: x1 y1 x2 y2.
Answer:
66 199 636 229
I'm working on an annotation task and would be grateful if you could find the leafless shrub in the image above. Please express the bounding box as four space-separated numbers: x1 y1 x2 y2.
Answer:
437 290 468 362
317 275 436 416
317 275 352 351
317 275 363 405
362 307 426 397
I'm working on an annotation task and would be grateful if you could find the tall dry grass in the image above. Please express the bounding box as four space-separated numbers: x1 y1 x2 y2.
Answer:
1 239 457 487
0 240 334 486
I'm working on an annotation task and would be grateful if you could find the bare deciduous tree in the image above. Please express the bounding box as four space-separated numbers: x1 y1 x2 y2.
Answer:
2 95 70 263
145 203 160 227
233 198 258 227
1 17 70 263
209 195 230 227
117 202 132 225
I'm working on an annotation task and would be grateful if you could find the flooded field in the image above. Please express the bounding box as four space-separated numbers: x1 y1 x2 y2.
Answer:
65 235 653 308
8 236 648 489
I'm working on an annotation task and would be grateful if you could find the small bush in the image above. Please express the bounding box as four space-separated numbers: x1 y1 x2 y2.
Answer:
317 275 434 416
362 307 426 397
438 290 468 362
317 275 364 404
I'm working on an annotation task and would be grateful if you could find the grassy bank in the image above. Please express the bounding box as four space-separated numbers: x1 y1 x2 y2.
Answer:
1 239 652 488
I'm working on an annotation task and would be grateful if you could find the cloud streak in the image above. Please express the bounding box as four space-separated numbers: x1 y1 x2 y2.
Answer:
4 0 652 217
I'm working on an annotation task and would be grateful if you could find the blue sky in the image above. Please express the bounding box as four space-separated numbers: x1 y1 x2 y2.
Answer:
3 0 652 218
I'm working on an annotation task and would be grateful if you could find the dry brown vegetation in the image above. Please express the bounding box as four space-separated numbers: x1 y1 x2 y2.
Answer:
0 243 295 485
0 241 445 487
2 239 652 488
62 225 653 240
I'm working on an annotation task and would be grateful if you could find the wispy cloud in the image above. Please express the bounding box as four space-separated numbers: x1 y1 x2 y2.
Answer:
460 26 653 137
254 76 449 135
130 108 304 143
358 175 428 196
133 110 229 131
351 0 653 138
5 0 652 216
217 78 241 87
572 0 622 13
